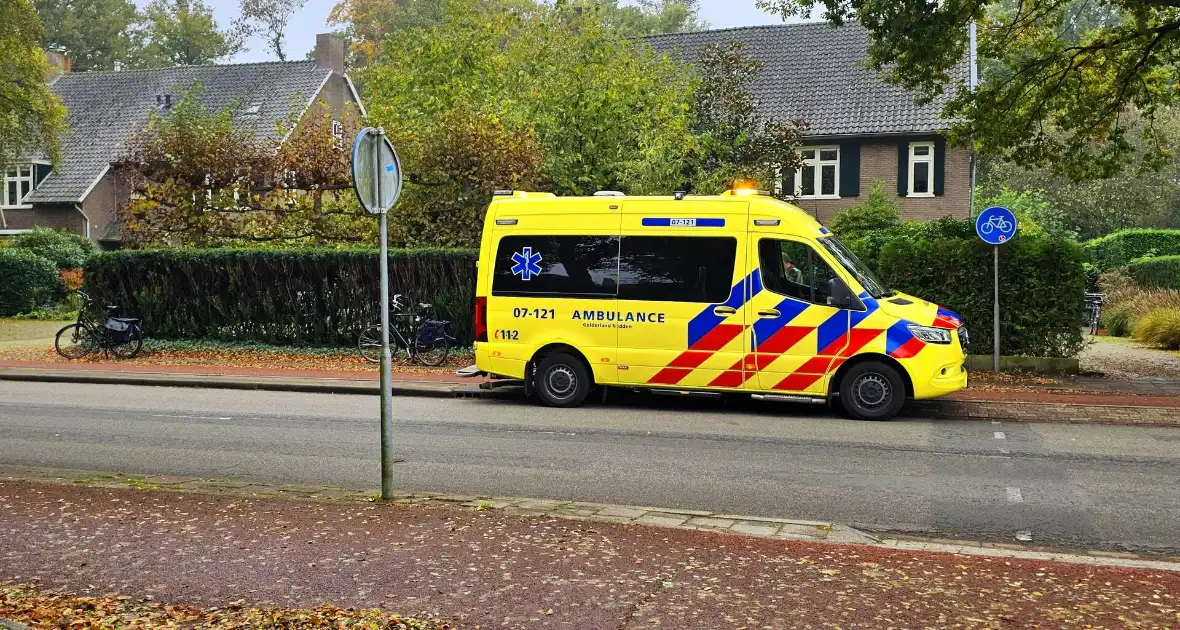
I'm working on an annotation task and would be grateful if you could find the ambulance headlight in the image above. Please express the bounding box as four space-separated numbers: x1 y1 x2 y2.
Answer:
907 324 952 345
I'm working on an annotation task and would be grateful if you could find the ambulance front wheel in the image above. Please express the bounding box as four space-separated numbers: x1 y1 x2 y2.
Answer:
839 360 906 421
534 352 592 408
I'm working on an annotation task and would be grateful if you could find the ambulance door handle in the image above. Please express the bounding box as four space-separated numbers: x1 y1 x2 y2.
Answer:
713 306 737 316
758 309 781 318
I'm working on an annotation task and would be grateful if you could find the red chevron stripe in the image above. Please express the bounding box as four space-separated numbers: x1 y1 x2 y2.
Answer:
889 336 925 359
708 369 746 388
757 325 813 354
774 372 823 392
647 323 745 385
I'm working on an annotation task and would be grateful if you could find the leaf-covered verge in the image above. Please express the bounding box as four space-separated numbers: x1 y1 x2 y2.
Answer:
1 584 444 629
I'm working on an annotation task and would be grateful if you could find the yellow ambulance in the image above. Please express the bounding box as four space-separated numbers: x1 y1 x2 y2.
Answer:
469 189 968 420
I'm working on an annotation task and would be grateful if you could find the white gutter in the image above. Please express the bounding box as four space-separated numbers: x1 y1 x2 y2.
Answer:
76 203 90 239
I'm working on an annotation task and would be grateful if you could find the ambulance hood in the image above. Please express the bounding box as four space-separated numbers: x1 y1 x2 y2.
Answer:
874 292 964 330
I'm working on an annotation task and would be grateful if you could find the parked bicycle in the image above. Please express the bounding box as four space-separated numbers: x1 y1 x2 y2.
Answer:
1085 293 1104 335
54 291 144 359
357 294 455 367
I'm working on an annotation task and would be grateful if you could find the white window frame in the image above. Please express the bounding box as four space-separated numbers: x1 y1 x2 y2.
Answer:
794 146 840 199
908 142 935 198
2 163 40 210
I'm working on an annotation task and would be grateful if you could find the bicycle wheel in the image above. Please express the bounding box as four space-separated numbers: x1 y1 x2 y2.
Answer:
111 324 143 359
55 323 99 360
414 335 449 367
358 325 383 363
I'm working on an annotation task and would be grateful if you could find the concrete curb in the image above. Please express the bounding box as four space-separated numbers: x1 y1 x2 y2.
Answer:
0 367 470 398
2 465 1178 572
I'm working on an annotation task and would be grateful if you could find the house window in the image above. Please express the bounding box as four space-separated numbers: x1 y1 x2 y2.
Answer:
795 147 839 198
908 142 935 197
3 165 35 209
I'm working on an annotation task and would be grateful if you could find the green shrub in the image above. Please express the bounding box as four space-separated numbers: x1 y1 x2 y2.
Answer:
1127 255 1180 290
871 221 1086 357
1083 228 1180 271
829 180 902 238
84 248 477 346
1134 307 1180 349
10 228 90 270
0 249 61 316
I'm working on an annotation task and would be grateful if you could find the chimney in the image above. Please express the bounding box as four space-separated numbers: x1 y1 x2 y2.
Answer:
315 33 344 75
45 49 70 74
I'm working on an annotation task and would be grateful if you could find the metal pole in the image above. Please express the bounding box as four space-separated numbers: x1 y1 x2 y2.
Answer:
374 132 394 500
993 244 1000 373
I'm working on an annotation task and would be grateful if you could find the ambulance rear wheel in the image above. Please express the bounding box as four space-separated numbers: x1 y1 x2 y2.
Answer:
535 352 591 408
839 361 905 421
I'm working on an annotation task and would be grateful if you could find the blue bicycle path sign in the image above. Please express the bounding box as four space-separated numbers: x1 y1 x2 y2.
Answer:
976 206 1017 245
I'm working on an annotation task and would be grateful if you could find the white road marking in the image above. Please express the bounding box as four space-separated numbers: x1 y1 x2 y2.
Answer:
994 431 1006 439
1015 530 1033 542
999 448 1011 454
153 414 232 421
1006 487 1024 503
992 420 1001 425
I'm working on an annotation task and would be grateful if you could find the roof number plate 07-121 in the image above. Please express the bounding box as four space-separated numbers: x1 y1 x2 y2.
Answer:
641 218 725 228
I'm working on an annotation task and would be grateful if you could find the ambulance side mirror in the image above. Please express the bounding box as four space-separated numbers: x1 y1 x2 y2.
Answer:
827 277 862 310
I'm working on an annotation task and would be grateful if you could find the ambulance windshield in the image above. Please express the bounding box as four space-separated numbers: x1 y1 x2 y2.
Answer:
818 236 892 299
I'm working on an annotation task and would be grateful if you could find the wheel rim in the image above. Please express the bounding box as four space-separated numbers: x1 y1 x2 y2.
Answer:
545 365 577 400
415 341 447 366
58 326 96 359
852 373 891 409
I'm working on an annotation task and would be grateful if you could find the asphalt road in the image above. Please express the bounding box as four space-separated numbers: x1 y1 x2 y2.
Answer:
2 381 1179 554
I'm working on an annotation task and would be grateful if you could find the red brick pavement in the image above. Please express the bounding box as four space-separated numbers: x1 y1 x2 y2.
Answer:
1 481 1177 629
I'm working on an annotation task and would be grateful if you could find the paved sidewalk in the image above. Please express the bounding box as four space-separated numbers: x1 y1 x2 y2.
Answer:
1 477 1178 628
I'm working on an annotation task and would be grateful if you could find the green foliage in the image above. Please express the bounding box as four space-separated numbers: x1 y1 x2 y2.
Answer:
829 180 902 238
1128 255 1180 291
850 218 1087 357
672 41 805 194
1083 229 1180 271
10 228 90 269
973 187 1076 240
1134 307 1180 349
1 0 67 168
756 0 1180 179
137 0 239 67
34 0 139 71
0 249 61 317
978 109 1180 240
83 248 478 345
234 0 307 61
362 0 695 246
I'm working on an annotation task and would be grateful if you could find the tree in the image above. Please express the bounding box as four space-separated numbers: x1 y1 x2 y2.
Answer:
34 0 139 71
362 0 694 245
577 0 706 37
138 0 239 67
679 41 805 194
116 87 370 247
1 0 66 169
756 0 1180 179
235 0 307 61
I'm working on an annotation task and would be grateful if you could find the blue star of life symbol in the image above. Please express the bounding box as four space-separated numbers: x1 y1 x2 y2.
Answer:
511 247 543 281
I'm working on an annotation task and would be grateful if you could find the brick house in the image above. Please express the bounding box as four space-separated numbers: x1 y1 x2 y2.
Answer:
1 34 365 248
647 23 971 223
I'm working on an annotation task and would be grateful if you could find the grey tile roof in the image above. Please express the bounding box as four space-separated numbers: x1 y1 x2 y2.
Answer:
29 61 332 204
645 23 967 138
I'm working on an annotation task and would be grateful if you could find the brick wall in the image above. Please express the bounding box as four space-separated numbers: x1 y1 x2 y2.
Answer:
789 141 972 224
2 206 86 234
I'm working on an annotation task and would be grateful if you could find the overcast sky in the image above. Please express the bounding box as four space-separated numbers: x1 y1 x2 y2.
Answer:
148 0 785 64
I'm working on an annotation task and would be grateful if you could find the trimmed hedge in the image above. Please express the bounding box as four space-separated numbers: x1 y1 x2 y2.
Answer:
867 218 1086 358
0 249 61 316
1127 255 1180 290
10 227 93 270
83 248 477 346
1083 229 1180 271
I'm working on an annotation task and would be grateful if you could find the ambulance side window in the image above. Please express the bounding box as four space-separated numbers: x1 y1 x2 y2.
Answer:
492 235 619 298
618 236 737 303
759 239 838 306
